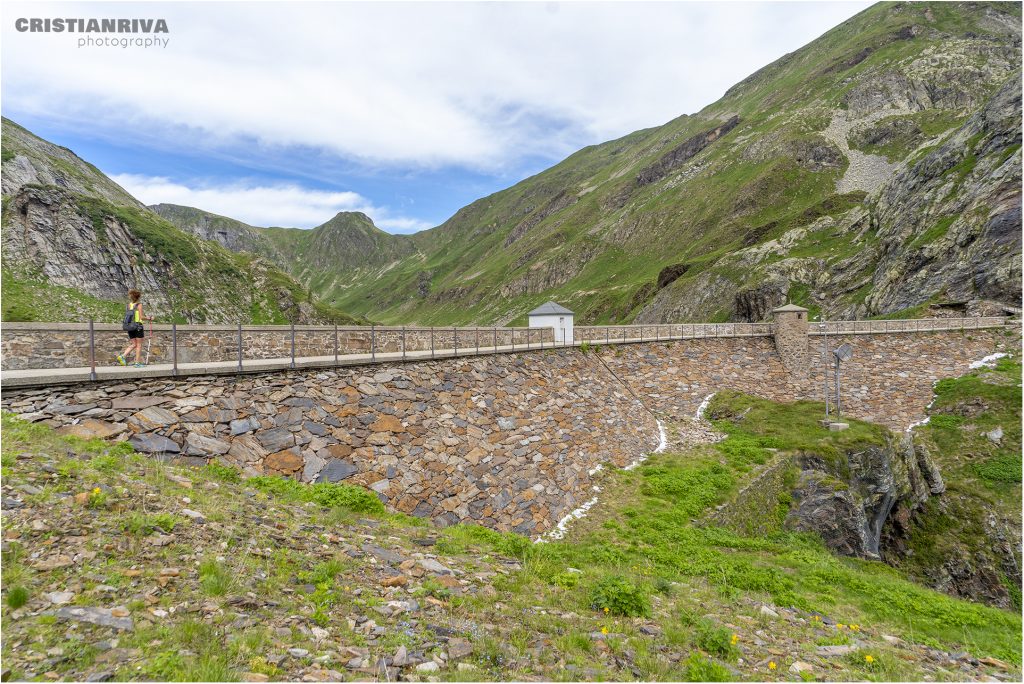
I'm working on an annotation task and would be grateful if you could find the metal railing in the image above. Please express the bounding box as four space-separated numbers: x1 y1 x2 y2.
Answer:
809 316 1011 335
573 322 775 344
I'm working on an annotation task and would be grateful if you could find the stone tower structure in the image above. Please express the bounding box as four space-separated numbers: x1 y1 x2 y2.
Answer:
772 303 809 378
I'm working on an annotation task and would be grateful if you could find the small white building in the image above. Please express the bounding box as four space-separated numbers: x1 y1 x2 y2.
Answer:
528 301 574 344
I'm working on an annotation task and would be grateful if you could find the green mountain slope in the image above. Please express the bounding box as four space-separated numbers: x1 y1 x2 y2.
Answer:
159 1 1021 326
0 119 363 325
150 205 421 313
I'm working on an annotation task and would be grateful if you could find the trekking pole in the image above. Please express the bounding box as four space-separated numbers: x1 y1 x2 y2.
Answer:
145 320 153 365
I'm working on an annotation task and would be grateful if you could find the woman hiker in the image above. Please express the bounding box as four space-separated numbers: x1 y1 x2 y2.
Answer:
116 289 153 367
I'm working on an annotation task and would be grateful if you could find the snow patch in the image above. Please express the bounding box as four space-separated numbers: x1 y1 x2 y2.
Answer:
907 352 1012 431
905 416 930 433
969 352 1008 370
695 393 716 420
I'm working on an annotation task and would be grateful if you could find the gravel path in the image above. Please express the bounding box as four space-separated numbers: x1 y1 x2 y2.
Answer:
824 108 911 195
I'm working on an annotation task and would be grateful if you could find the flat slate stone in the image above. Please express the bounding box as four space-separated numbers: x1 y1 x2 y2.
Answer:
362 543 404 564
316 459 358 482
49 403 97 415
256 427 294 452
129 433 181 454
133 407 179 427
111 396 169 411
230 417 261 435
51 606 134 631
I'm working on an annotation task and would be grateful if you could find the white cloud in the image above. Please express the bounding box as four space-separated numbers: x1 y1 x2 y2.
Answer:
111 174 433 233
2 1 872 171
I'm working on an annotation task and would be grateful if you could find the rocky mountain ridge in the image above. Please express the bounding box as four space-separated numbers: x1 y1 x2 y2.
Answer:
0 119 361 325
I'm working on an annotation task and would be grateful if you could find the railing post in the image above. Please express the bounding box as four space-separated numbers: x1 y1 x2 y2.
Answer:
334 324 339 366
430 327 435 359
476 327 480 355
172 322 178 376
512 328 515 352
640 325 643 343
88 318 96 381
290 323 296 369
370 324 376 362
493 327 497 353
402 326 406 362
238 323 243 373
454 326 458 357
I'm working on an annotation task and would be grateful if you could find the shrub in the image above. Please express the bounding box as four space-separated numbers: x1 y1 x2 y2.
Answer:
123 512 180 535
435 524 535 561
247 476 385 515
928 414 963 430
205 461 241 483
550 571 580 589
6 586 29 609
682 653 732 681
308 482 384 514
695 620 739 661
588 575 651 617
198 559 234 596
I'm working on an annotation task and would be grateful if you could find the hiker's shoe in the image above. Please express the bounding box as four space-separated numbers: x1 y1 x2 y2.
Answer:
133 363 146 368
116 354 126 366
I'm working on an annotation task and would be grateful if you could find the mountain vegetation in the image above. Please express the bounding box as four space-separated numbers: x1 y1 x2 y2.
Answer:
154 1 1021 326
0 119 362 325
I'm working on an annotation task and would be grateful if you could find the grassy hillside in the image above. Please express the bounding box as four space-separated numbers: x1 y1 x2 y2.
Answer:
2 392 1020 681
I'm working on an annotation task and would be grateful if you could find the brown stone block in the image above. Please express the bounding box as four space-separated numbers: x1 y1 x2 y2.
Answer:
320 443 353 459
464 447 486 465
265 447 303 474
369 415 405 433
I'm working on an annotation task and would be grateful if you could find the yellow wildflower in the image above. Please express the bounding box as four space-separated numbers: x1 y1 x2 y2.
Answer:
850 624 860 632
768 661 777 671
864 655 875 664
836 623 846 630
601 626 608 635
92 487 101 494
730 634 739 645
603 607 609 614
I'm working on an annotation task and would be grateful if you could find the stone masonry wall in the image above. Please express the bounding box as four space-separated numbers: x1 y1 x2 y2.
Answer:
0 349 659 536
2 325 1016 534
596 328 1018 429
0 324 552 370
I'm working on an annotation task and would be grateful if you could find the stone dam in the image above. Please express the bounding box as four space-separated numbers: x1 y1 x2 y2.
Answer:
1 312 1017 535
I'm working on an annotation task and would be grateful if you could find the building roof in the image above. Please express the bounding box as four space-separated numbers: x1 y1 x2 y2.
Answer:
772 303 809 313
528 301 574 316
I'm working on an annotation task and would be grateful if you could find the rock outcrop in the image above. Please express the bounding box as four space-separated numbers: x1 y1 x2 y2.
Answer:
1 119 357 325
785 434 944 559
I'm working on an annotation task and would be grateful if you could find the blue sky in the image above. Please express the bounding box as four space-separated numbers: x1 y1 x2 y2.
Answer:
2 1 870 233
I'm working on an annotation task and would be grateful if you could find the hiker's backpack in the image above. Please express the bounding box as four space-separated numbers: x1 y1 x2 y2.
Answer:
122 304 141 332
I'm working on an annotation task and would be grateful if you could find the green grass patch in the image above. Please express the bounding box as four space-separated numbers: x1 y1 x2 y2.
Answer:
247 475 385 515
